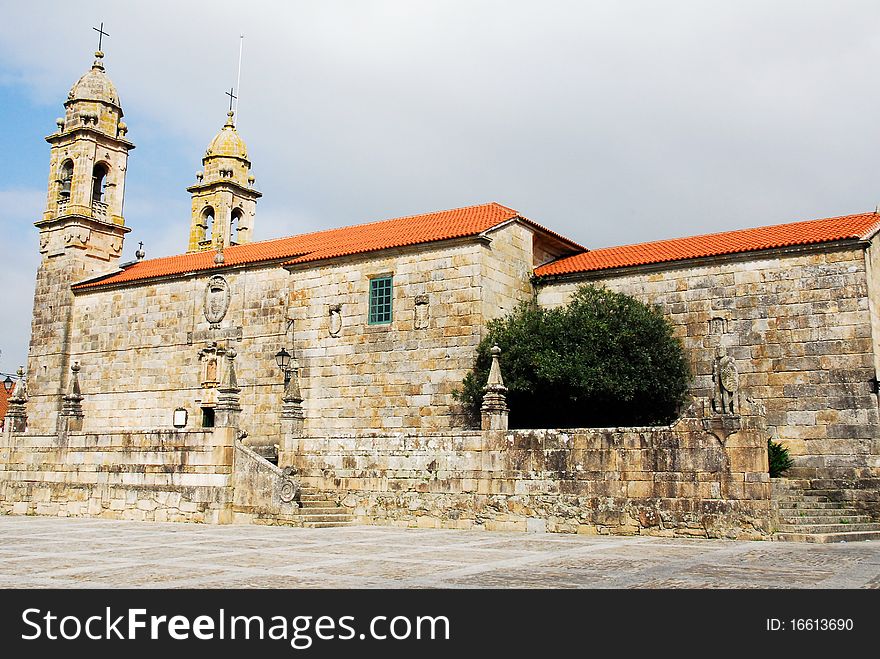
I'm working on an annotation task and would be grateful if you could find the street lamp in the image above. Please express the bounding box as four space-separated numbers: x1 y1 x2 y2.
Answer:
2 376 12 394
275 348 292 386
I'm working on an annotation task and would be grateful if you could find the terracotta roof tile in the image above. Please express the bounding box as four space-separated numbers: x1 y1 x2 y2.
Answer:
75 202 541 289
535 212 880 277
0 382 14 428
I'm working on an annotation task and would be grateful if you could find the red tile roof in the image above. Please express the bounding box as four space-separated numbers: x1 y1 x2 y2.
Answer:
0 382 14 428
535 212 880 277
75 202 579 289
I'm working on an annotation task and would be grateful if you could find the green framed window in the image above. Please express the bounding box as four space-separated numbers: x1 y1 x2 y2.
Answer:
369 276 393 324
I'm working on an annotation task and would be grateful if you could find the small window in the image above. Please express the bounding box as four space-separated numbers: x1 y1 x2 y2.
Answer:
369 276 393 324
201 407 215 428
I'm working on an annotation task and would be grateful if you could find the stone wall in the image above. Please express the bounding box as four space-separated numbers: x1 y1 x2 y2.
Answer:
30 222 544 441
288 413 771 538
42 265 291 439
536 244 880 487
0 427 235 523
285 221 539 434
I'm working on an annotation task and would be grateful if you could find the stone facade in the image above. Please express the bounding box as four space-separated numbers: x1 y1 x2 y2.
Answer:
537 243 880 518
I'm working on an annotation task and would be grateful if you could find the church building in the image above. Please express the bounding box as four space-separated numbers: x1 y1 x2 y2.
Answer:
3 47 879 539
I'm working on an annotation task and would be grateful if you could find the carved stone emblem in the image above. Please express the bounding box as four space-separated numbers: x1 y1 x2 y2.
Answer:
328 304 342 337
414 294 429 330
204 275 231 326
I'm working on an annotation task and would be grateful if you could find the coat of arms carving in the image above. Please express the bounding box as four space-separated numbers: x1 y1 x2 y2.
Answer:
204 275 231 326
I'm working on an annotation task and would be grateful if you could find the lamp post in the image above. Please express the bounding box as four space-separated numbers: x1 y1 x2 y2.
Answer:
275 347 292 386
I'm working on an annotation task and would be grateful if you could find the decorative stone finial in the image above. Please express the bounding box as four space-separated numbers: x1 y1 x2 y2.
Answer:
214 247 225 265
486 345 505 389
215 348 242 428
9 366 27 403
59 361 85 432
55 117 64 131
481 345 509 431
135 241 145 260
5 366 28 433
92 51 105 70
225 110 236 128
196 170 204 182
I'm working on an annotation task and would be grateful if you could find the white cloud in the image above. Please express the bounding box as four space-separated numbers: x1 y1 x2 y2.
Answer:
4 1 880 361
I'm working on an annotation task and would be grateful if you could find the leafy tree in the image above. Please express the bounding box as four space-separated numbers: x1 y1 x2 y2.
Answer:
768 440 794 478
456 284 691 428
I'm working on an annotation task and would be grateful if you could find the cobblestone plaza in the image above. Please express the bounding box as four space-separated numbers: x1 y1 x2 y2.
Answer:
1 517 877 589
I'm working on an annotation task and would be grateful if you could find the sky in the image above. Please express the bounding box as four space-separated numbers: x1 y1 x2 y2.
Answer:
3 0 880 373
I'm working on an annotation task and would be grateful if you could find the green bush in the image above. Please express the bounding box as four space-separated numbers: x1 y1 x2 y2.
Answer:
768 439 794 477
455 284 691 428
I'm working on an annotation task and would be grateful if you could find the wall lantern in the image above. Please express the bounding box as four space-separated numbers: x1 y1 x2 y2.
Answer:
275 347 293 386
172 407 188 428
2 376 12 394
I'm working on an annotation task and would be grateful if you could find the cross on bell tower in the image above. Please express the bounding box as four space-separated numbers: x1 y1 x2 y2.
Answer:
92 22 109 52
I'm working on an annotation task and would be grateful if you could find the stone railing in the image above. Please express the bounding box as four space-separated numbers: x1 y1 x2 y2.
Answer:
91 200 108 219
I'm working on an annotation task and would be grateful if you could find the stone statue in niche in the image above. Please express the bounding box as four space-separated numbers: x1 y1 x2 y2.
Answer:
204 275 231 327
198 342 223 388
205 357 218 385
328 304 342 337
712 347 739 415
414 294 429 330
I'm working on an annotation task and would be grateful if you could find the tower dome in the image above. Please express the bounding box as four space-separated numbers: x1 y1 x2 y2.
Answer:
186 109 260 253
205 111 248 161
66 52 122 110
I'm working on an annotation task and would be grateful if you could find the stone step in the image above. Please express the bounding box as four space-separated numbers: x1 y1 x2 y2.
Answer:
774 531 880 543
802 489 846 500
299 493 335 500
302 520 356 529
296 513 355 523
776 523 880 534
776 501 858 510
299 506 348 515
778 515 872 525
300 501 337 509
774 495 835 504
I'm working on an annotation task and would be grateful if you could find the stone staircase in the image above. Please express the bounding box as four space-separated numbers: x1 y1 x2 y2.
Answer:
773 480 880 543
295 486 356 528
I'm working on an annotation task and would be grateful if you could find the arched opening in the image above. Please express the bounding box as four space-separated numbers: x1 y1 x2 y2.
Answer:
91 162 109 205
230 208 243 245
202 206 215 245
59 160 74 201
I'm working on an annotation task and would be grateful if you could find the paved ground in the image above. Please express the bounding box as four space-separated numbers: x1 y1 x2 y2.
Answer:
1 516 879 588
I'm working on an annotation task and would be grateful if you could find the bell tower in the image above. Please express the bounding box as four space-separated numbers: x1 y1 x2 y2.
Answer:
26 42 134 433
186 102 261 253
